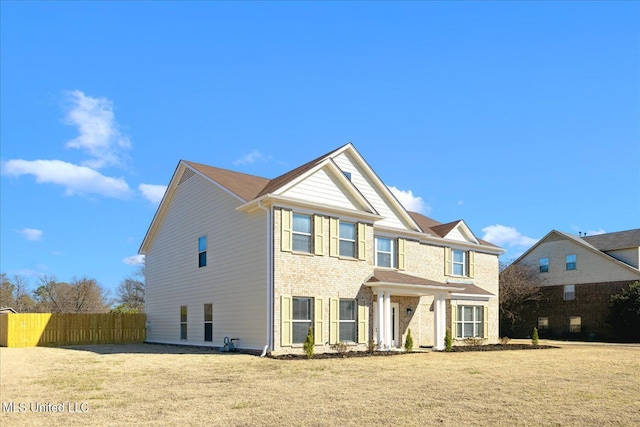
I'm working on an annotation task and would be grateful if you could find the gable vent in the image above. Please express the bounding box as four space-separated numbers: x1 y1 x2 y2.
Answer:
178 168 196 185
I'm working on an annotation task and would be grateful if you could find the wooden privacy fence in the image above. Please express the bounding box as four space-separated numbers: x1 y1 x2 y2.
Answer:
0 313 146 347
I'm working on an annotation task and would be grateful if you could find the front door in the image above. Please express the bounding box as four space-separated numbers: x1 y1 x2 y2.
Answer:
373 302 400 348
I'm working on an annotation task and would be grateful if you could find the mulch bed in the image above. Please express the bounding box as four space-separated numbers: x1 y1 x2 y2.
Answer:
270 344 557 359
442 344 558 352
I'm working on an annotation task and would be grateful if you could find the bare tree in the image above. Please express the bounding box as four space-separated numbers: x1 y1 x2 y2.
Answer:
115 267 145 312
1 273 35 312
499 261 543 335
33 275 111 313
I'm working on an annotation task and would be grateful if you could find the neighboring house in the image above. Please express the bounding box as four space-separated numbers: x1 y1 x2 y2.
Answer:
512 229 640 340
0 307 17 314
139 144 503 354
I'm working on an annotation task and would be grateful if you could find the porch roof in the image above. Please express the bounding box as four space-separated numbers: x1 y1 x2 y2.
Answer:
364 270 465 297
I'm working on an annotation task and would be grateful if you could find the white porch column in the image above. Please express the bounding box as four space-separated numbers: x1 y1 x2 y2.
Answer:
384 291 392 350
433 295 447 350
377 292 385 349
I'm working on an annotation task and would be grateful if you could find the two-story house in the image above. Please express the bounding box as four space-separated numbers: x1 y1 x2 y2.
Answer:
512 229 640 340
139 144 503 354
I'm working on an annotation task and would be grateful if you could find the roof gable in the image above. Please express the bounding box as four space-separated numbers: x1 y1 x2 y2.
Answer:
184 161 270 202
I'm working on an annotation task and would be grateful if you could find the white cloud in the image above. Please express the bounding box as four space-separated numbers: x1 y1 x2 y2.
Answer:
139 184 167 204
63 90 131 169
481 224 538 248
389 186 431 215
586 229 606 236
17 228 43 241
233 149 270 165
2 159 132 199
123 254 145 266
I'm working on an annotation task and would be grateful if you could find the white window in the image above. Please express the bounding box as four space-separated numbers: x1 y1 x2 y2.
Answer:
292 214 312 253
339 222 356 258
180 306 187 340
538 317 549 331
204 304 213 342
539 257 549 273
198 236 207 268
564 285 575 301
566 254 576 270
456 306 484 338
339 299 356 342
452 250 466 276
375 237 395 268
292 297 313 344
570 316 581 333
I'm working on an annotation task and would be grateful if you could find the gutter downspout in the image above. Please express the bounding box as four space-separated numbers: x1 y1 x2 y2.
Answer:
258 200 274 356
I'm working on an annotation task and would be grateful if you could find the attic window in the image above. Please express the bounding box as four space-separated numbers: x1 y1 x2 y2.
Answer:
343 171 352 181
179 168 195 185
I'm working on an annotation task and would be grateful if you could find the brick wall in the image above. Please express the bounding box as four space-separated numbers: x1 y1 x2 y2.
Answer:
518 280 635 340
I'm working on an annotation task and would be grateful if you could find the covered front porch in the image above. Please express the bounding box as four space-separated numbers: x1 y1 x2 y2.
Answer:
365 270 464 351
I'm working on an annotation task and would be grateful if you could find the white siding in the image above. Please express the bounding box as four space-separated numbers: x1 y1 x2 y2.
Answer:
280 167 362 210
605 248 640 268
145 173 268 350
446 227 467 243
333 152 411 230
520 237 640 286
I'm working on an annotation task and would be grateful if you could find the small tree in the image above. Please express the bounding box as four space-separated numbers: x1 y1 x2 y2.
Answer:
444 328 453 352
303 326 314 359
404 328 414 352
531 327 539 345
499 261 543 336
608 281 640 342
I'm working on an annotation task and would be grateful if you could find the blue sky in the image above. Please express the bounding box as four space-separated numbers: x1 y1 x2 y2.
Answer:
1 2 638 296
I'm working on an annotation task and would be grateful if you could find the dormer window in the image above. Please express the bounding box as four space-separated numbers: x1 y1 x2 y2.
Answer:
343 171 352 181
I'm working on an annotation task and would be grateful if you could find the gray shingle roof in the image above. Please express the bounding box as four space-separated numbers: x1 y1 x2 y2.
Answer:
582 229 640 251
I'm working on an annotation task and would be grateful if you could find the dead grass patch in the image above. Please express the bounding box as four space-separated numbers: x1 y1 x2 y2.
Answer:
1 342 639 426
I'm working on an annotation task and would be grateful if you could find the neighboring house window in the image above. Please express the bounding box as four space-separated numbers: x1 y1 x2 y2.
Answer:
180 306 187 340
339 299 357 342
539 257 549 273
339 222 356 258
292 214 312 253
375 237 395 268
456 306 484 339
564 285 575 301
570 316 581 334
343 171 352 181
566 254 576 270
452 250 466 276
538 317 549 332
198 236 207 267
292 297 313 344
204 303 213 342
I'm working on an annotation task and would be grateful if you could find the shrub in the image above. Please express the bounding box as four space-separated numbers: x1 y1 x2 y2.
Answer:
532 327 539 345
500 336 511 345
445 328 453 352
331 341 348 354
303 326 314 359
404 328 414 352
464 337 483 346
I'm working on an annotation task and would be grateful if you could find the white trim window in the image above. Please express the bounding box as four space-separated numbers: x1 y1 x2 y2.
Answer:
198 236 207 268
564 284 575 301
339 299 356 342
292 297 313 344
180 305 188 340
292 214 312 253
570 316 581 333
375 237 395 268
204 303 213 342
539 257 549 273
456 306 484 338
566 254 577 270
538 317 549 332
452 249 466 276
339 222 356 258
